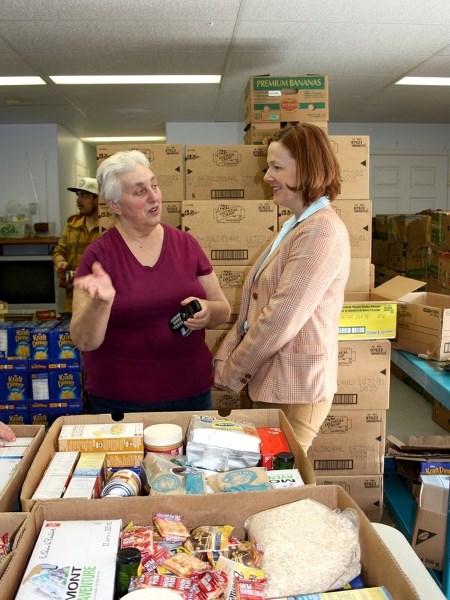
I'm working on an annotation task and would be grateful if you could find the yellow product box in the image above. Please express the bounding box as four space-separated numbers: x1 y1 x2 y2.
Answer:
339 276 426 341
57 422 144 453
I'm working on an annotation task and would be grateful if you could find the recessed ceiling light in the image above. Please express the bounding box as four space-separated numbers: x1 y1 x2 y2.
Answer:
81 136 166 143
396 77 450 86
50 75 221 85
0 76 46 85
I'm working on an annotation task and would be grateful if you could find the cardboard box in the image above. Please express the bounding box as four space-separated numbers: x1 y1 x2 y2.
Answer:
205 329 228 354
308 432 385 476
339 276 426 341
431 210 450 248
213 265 250 325
372 238 389 267
332 199 372 258
20 409 315 511
335 340 391 410
328 137 370 200
243 122 282 145
411 474 450 571
181 200 276 266
96 143 185 201
317 408 386 438
244 75 329 126
393 290 450 361
315 474 383 522
345 257 371 292
0 512 29 579
244 121 329 145
0 425 45 512
387 214 431 245
161 201 181 228
3 485 422 600
211 389 249 413
432 400 450 432
185 145 269 200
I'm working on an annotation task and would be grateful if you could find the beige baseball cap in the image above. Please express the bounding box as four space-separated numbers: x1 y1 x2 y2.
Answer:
67 177 98 195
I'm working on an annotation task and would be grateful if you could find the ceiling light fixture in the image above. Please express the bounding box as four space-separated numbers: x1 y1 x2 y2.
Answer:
0 76 46 85
50 75 221 85
81 136 166 143
395 76 450 86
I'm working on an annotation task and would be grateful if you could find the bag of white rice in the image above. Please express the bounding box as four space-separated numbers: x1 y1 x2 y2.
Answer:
244 498 361 597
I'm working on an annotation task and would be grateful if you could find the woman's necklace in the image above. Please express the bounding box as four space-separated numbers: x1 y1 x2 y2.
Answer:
118 223 151 249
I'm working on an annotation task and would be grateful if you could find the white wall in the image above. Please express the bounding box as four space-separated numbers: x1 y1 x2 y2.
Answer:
0 124 96 236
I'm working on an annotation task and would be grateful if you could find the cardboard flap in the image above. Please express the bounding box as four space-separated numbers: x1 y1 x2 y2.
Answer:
372 275 426 301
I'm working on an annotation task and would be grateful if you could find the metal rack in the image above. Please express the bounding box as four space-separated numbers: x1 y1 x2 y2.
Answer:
386 349 450 598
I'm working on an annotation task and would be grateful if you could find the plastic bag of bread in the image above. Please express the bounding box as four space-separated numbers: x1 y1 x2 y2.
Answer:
244 498 361 598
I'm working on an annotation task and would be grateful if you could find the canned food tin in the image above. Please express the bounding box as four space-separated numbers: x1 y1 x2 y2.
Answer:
101 469 142 497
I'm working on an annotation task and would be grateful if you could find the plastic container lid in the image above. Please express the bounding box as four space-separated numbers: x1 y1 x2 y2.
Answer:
144 423 183 447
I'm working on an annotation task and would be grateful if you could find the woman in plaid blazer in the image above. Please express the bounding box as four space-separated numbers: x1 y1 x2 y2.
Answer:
214 123 351 452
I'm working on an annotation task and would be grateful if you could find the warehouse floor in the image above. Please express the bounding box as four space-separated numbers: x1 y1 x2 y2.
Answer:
387 374 447 440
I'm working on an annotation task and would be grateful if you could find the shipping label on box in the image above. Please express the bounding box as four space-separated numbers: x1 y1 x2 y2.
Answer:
97 143 184 201
328 136 370 200
181 200 276 265
244 75 329 125
185 145 270 200
339 295 397 340
308 433 385 475
335 339 391 409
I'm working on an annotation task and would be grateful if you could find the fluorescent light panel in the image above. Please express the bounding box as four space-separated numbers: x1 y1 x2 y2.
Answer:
50 75 221 84
0 76 46 85
396 76 450 86
81 136 166 142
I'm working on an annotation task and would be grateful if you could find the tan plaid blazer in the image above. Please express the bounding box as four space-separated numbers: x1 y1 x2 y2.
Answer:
215 205 351 405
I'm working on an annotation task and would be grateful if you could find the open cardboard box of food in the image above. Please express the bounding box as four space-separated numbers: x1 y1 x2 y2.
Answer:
3 485 420 600
20 409 316 511
0 512 29 580
0 425 46 512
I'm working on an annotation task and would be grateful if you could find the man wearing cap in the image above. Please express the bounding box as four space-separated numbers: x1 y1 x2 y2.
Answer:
53 177 101 313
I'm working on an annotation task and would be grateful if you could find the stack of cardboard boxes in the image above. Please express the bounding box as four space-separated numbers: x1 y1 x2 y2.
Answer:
94 77 395 519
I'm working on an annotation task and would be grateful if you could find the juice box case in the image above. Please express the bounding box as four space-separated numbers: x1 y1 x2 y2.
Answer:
15 519 122 600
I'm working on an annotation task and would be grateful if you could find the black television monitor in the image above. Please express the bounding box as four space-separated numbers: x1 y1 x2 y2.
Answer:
0 256 59 314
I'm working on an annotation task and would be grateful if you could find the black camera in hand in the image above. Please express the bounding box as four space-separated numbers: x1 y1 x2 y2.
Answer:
169 299 202 337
